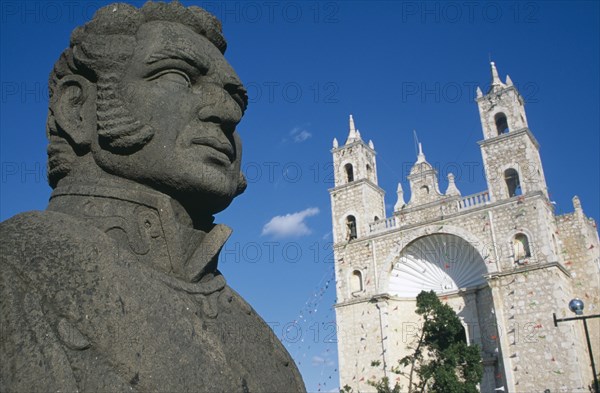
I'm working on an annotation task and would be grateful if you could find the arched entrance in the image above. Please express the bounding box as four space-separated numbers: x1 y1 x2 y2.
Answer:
389 233 488 297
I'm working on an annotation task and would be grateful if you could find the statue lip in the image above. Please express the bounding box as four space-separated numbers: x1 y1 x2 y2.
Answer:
190 136 235 162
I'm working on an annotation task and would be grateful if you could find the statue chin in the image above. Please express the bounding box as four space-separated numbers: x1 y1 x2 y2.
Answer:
177 189 236 221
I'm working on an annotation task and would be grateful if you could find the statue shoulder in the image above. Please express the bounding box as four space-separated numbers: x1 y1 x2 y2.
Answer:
1 209 109 246
1 210 115 271
2 209 96 232
1 211 134 392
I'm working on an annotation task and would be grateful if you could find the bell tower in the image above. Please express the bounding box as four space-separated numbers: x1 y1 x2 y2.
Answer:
329 115 385 244
476 62 549 202
407 143 443 205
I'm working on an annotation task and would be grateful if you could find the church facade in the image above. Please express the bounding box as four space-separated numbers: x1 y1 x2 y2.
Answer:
330 63 600 392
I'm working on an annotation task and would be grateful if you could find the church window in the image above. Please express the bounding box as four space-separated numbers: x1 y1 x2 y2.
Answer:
374 216 380 222
344 163 354 183
495 112 509 134
351 270 363 293
504 168 522 197
420 185 430 195
366 164 372 179
346 215 357 240
513 233 531 263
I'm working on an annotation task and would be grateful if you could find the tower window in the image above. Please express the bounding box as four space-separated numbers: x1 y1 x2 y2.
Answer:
504 168 522 197
346 215 357 240
495 113 509 135
366 164 372 179
513 233 531 262
420 185 430 195
344 163 354 183
351 270 364 293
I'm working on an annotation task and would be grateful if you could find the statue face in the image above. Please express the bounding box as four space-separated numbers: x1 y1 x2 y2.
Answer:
91 21 247 214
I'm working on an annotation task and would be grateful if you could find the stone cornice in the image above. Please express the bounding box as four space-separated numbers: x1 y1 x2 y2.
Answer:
333 191 550 249
484 261 571 281
477 127 540 149
328 178 385 195
331 139 376 155
334 284 489 308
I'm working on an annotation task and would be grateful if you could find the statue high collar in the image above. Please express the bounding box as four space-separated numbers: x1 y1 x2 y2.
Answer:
48 181 232 284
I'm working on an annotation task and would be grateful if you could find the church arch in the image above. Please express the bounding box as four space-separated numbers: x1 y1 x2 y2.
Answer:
346 215 357 241
495 112 509 134
377 225 495 298
377 225 495 294
387 233 488 297
504 229 535 265
344 163 354 183
504 168 522 197
349 269 364 295
513 233 531 262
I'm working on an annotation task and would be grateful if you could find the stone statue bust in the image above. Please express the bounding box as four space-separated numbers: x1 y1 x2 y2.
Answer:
0 2 305 392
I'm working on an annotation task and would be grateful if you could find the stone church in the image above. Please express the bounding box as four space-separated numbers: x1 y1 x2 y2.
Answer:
329 63 599 392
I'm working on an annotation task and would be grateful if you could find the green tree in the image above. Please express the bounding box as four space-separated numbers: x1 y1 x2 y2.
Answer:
399 290 483 393
341 290 483 393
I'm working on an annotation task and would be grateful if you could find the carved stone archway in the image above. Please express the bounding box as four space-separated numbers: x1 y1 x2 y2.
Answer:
388 233 488 297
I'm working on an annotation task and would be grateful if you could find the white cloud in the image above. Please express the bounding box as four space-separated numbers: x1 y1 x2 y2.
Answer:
290 126 312 143
261 207 319 238
311 355 335 367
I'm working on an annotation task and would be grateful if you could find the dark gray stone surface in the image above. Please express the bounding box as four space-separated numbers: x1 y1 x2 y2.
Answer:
0 2 306 392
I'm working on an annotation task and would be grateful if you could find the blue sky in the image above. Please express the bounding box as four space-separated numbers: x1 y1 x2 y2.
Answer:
1 1 599 391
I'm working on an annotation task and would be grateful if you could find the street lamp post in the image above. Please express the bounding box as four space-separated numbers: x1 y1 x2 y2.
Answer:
553 298 600 393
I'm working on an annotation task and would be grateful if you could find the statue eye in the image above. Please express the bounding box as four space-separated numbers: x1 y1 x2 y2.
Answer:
149 69 192 88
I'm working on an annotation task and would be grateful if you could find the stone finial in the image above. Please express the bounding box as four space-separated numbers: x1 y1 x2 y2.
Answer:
573 195 582 211
505 74 513 86
333 138 338 148
394 182 406 211
368 140 374 149
445 173 461 196
572 195 586 221
346 114 361 144
476 86 483 98
490 61 504 87
416 142 426 163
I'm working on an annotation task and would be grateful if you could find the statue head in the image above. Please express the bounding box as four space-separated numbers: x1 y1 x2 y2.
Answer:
47 1 248 218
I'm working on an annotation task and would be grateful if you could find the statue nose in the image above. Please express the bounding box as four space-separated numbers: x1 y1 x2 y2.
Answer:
196 83 243 133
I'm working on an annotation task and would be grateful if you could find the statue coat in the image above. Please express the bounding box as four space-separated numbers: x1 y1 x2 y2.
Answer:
0 185 305 392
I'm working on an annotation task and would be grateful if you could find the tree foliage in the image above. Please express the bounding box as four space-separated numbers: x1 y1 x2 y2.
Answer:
341 290 483 393
398 290 483 393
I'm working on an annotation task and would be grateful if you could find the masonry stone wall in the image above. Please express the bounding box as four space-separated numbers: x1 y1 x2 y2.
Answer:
489 265 594 392
556 206 600 379
479 130 548 201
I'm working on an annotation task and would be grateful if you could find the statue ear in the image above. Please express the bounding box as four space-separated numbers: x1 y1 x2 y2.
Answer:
53 75 96 147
